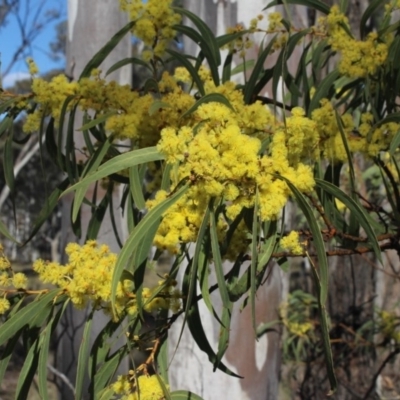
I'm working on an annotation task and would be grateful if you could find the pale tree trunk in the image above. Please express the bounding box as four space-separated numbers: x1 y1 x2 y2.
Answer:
56 2 131 398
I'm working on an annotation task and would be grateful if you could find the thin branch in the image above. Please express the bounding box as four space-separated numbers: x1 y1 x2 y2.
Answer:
47 363 76 396
255 95 294 111
362 349 400 400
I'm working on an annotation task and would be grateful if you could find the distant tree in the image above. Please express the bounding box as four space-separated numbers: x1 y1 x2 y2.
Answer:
0 0 62 80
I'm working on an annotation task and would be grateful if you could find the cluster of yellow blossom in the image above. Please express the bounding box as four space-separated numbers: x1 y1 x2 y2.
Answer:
279 292 316 341
321 5 388 78
112 373 168 400
0 244 28 315
23 68 195 150
142 277 182 314
27 57 39 76
311 99 400 160
154 78 316 254
32 241 181 318
119 0 180 59
384 0 400 14
267 12 284 32
17 54 399 260
225 11 287 56
280 231 303 255
378 310 400 342
33 240 124 312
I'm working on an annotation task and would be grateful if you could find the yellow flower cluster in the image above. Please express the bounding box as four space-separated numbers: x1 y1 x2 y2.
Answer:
119 0 180 59
324 6 388 78
112 373 168 400
27 57 39 76
23 74 78 133
287 321 313 338
23 69 195 151
153 77 316 255
0 244 28 315
267 12 283 32
32 241 181 318
142 276 182 314
279 291 317 341
33 240 124 311
311 99 400 161
378 310 400 342
280 231 303 255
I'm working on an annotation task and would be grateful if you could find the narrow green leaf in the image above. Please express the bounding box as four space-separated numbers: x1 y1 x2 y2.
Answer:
256 320 280 338
45 117 65 171
171 390 204 400
210 209 230 312
129 165 146 210
166 49 205 96
132 217 161 315
264 0 329 14
215 305 232 372
389 127 400 156
64 147 164 196
38 326 52 400
86 187 111 240
0 116 12 140
78 111 117 131
173 24 219 85
94 347 127 395
186 284 242 378
281 177 329 304
173 206 212 362
0 290 60 346
231 59 255 77
79 21 135 80
316 179 382 263
244 36 277 104
250 194 260 334
210 207 232 369
105 56 152 76
308 70 340 115
0 215 17 243
72 137 113 222
308 255 337 394
157 338 169 385
198 247 213 314
360 0 385 38
15 337 40 400
161 163 173 192
38 301 69 400
272 30 311 103
97 388 115 400
222 52 233 83
258 221 279 269
111 184 189 313
0 330 21 384
82 114 96 155
75 313 94 400
0 97 18 114
174 7 221 84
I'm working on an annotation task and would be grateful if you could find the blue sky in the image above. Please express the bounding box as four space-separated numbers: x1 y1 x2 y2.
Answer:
1 0 66 88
